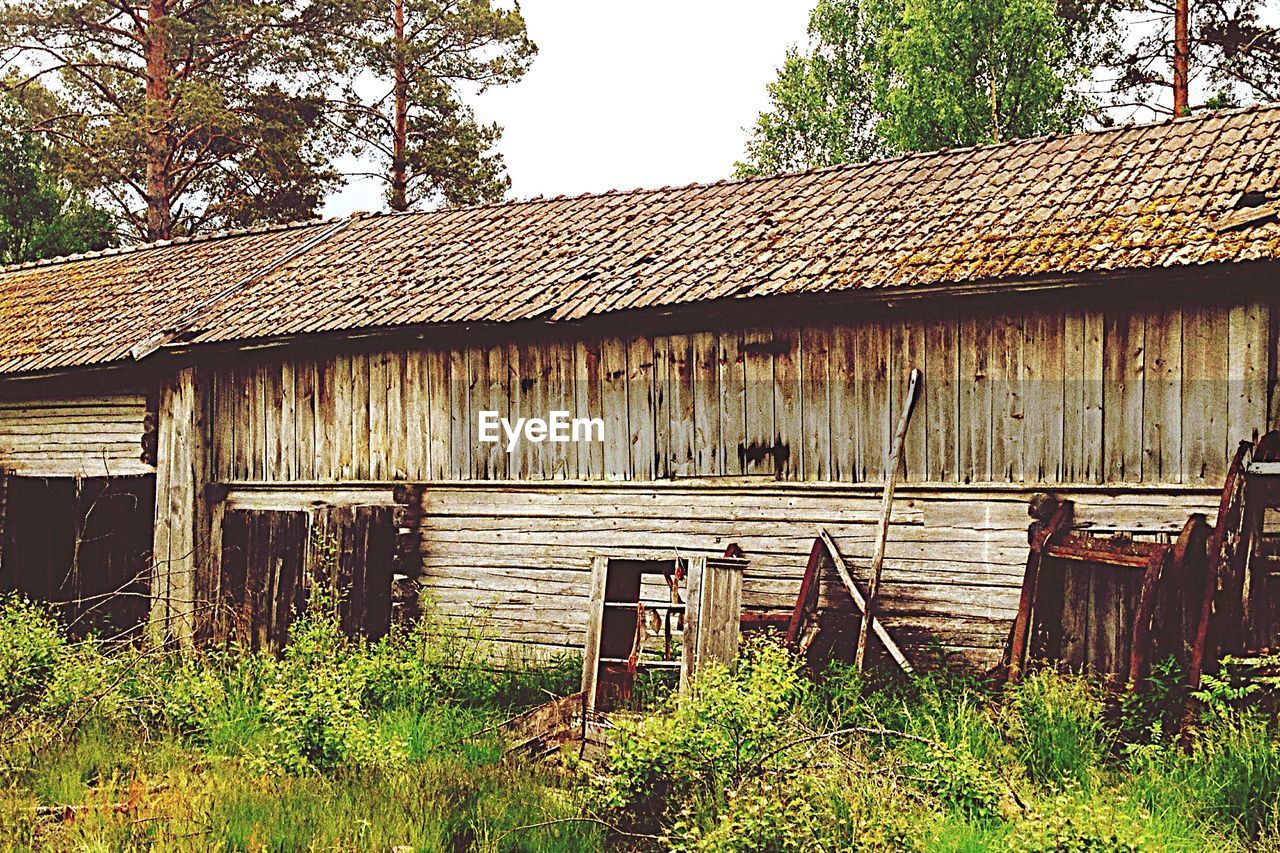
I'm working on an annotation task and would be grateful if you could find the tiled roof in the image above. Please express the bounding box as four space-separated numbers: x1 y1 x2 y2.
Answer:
4 104 1280 375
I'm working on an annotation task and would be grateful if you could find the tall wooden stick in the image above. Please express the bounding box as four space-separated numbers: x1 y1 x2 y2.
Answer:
854 368 921 671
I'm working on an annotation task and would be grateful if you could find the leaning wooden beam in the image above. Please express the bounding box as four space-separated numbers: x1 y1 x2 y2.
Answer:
1005 498 1074 682
818 527 912 674
854 368 921 671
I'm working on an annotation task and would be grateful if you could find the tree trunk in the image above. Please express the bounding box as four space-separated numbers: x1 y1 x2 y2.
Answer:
144 0 174 241
1173 0 1190 116
389 0 410 212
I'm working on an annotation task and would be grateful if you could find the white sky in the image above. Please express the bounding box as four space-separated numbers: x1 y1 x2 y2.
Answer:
323 1 814 216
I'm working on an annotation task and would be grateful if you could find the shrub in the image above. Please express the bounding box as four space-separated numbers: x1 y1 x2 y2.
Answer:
256 606 404 775
1005 670 1107 789
668 775 823 852
592 640 807 833
0 595 65 711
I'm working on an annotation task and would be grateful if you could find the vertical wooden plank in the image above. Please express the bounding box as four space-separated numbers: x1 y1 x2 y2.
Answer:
1103 310 1144 483
1142 308 1183 484
350 352 371 481
742 328 774 477
719 332 746 476
627 337 656 480
546 339 575 480
1182 305 1229 485
652 336 673 479
368 351 389 480
959 315 991 483
773 328 802 480
262 363 281 481
1081 310 1105 484
829 323 858 481
425 349 452 481
892 320 927 481
1063 310 1104 484
924 317 958 483
670 335 698 478
487 344 510 480
505 343 524 480
468 347 491 480
600 337 630 480
581 555 610 711
402 349 427 480
854 322 891 482
248 364 266 480
316 356 339 481
1059 566 1088 671
448 348 470 479
574 338 605 480
278 361 297 482
386 350 406 480
1228 302 1268 446
521 342 546 480
692 332 720 476
991 312 1025 483
800 326 831 481
1024 311 1064 483
294 359 316 481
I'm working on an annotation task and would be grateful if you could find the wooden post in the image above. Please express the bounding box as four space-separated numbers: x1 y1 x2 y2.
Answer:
580 555 609 713
150 366 211 646
854 368 921 670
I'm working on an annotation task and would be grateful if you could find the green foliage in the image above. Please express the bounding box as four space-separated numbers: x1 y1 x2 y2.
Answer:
593 640 808 832
1118 656 1187 749
1009 789 1152 852
337 0 536 211
1005 669 1108 789
0 0 356 239
738 0 1101 175
669 775 828 852
0 95 114 263
875 0 1091 150
735 0 886 176
1181 712 1280 840
1192 653 1280 719
0 595 65 711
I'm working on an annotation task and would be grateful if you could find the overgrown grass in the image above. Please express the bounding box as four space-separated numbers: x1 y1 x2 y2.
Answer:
2 591 1279 851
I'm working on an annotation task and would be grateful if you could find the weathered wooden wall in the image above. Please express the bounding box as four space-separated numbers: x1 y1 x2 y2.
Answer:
413 482 1217 666
193 291 1278 664
210 297 1273 486
0 395 153 478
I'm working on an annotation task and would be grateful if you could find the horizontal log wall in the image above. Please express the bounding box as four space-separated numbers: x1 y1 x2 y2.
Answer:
415 482 1218 666
0 395 152 477
211 297 1274 486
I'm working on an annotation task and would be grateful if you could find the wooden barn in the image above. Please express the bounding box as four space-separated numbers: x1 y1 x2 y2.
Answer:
2 105 1280 668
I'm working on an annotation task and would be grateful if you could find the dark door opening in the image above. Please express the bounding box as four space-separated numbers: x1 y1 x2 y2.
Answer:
212 504 395 651
1 475 155 639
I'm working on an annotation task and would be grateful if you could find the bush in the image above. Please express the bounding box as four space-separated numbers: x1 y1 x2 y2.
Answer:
0 595 65 711
1005 670 1108 790
256 606 404 775
593 640 807 833
669 775 825 852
